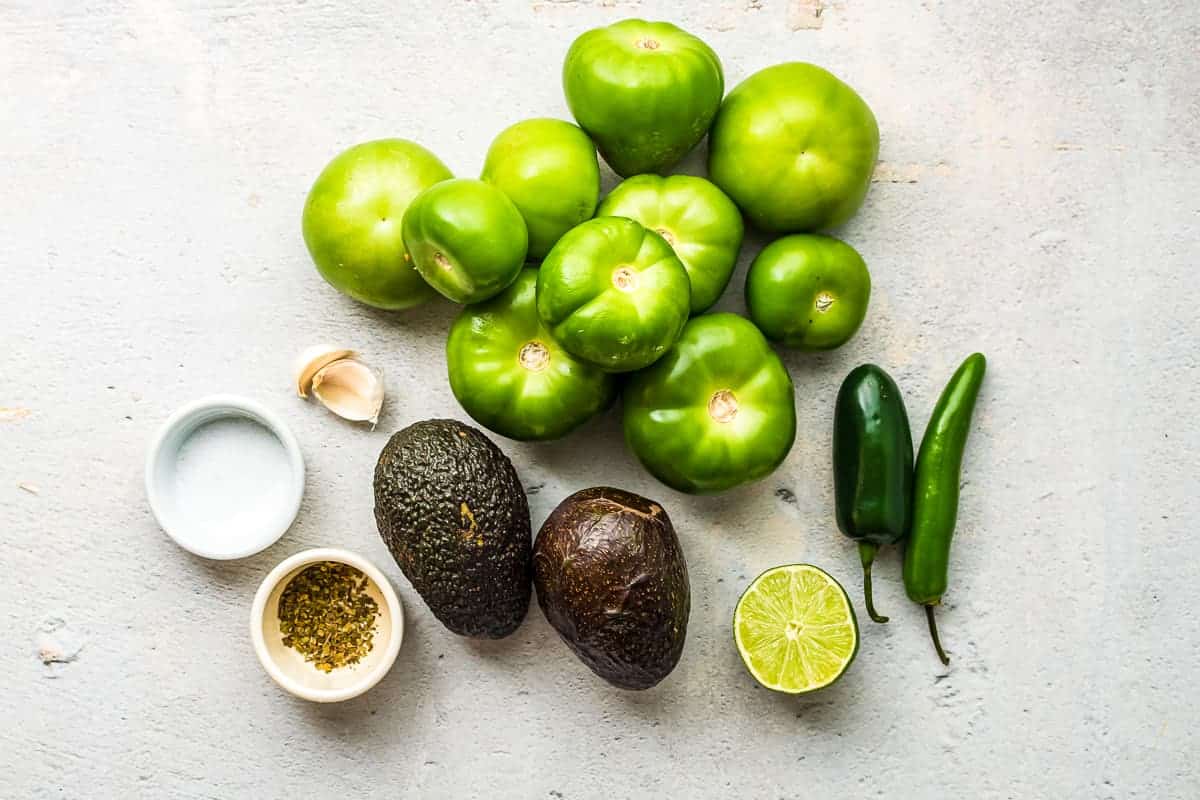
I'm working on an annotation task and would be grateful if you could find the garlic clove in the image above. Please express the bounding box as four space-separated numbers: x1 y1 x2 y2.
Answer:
310 359 385 424
295 345 357 398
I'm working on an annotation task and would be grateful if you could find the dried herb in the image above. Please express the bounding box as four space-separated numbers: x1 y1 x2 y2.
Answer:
278 561 379 672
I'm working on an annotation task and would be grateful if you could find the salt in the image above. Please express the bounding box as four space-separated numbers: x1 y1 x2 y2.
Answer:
170 417 292 553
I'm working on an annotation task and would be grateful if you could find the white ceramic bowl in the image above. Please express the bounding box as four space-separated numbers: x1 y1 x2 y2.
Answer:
145 394 305 559
250 548 404 703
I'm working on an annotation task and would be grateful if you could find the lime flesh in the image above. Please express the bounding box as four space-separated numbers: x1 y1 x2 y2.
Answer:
733 564 859 693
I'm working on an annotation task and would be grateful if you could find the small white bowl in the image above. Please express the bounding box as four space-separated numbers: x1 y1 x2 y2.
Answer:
145 395 305 560
250 548 404 703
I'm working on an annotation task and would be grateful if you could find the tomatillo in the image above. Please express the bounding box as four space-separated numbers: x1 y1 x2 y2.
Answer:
402 178 528 304
624 313 796 494
481 118 600 260
746 234 871 351
597 174 744 314
563 19 723 177
709 63 879 232
447 269 616 441
302 139 452 309
537 217 691 373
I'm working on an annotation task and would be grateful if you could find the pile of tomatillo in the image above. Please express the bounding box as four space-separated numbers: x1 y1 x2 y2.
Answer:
301 18 880 495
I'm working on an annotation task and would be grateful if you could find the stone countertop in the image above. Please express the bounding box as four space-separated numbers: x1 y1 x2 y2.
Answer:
3 1 1197 797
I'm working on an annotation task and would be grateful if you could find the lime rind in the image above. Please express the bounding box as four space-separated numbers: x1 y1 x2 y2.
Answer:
733 564 859 694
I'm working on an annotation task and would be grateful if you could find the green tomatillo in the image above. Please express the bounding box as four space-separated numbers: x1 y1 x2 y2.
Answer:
597 174 744 314
537 217 691 373
402 178 528 304
563 18 723 177
447 269 617 441
746 234 871 351
302 139 452 309
623 313 796 494
481 118 600 260
709 63 879 233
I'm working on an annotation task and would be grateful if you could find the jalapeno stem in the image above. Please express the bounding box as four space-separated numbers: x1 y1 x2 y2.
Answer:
924 604 949 665
858 543 887 623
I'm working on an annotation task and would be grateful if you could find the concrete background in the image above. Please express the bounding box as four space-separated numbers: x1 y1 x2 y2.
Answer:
3 1 1197 797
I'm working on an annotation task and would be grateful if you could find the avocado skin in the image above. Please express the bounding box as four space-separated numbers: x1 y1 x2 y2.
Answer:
374 419 532 638
533 487 690 689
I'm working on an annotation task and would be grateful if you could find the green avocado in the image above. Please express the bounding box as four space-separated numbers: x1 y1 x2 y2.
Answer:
533 487 690 689
373 419 532 638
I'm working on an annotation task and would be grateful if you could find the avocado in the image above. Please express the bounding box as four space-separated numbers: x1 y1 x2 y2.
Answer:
533 487 690 689
373 419 531 638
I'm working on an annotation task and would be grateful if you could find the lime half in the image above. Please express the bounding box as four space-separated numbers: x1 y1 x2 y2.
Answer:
734 564 859 693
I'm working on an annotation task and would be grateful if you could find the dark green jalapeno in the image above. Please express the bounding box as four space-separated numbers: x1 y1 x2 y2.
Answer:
833 364 914 623
903 353 987 665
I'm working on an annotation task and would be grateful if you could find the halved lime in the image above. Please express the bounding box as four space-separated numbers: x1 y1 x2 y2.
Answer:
733 564 859 693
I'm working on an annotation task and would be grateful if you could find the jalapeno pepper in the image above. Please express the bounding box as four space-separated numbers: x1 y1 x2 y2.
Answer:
903 353 987 665
833 364 913 623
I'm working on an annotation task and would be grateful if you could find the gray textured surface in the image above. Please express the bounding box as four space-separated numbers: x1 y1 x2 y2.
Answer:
3 1 1198 797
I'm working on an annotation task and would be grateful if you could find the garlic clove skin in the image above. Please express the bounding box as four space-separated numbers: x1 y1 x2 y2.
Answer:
310 359 385 424
295 345 357 398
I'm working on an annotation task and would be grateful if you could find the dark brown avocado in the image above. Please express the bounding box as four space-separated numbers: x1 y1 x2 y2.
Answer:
533 486 690 689
373 419 531 638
